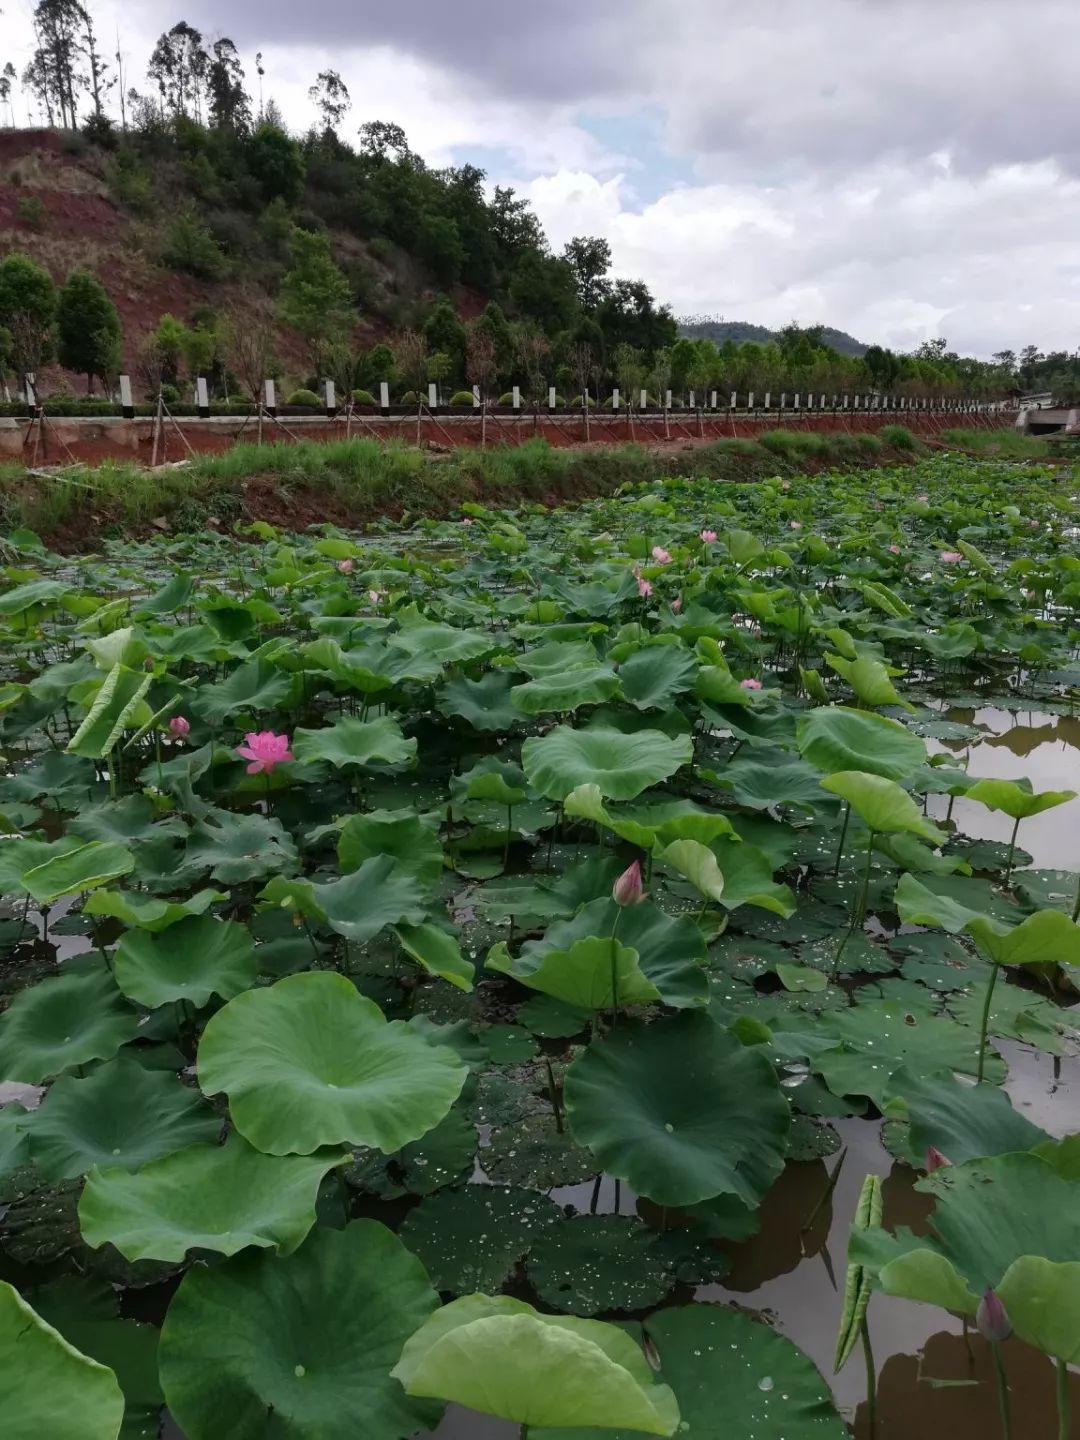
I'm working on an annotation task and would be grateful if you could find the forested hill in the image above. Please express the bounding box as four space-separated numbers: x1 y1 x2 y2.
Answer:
678 317 868 358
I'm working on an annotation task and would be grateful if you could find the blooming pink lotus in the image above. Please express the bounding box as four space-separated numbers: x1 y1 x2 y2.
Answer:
613 860 646 906
888 544 901 554
651 546 672 564
740 677 763 690
790 520 802 530
168 715 190 739
236 731 294 775
338 558 354 574
637 576 653 598
700 529 717 544
671 597 682 613
461 517 474 526
916 493 929 504
940 550 963 563
368 589 381 605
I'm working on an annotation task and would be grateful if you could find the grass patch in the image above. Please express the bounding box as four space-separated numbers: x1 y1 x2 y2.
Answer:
940 427 1056 461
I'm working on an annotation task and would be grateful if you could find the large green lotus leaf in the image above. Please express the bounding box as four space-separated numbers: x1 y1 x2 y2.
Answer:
531 1303 848 1440
882 1067 1049 1168
437 671 521 730
825 653 912 710
453 757 529 808
964 777 1076 820
0 835 82 893
873 831 970 875
527 1215 697 1316
482 1112 597 1190
192 657 293 725
511 664 620 715
398 1185 563 1293
159 1220 442 1440
20 840 135 905
392 1293 679 1435
197 971 467 1155
261 854 429 942
66 664 153 760
966 908 1080 968
69 795 187 847
79 1133 346 1262
566 1012 790 1207
292 714 416 770
492 896 708 1009
0 1281 124 1440
114 914 258 1009
813 1000 1003 1106
797 705 925 779
83 886 227 932
820 771 943 840
947 982 1072 1053
708 836 797 916
0 966 138 1083
28 1054 219 1181
564 785 736 849
488 935 661 1010
394 921 474 991
184 811 298 885
337 809 443 886
893 872 993 933
522 725 693 801
655 839 725 902
0 576 71 615
997 1256 1080 1364
709 752 828 811
393 620 502 664
696 665 757 707
617 645 697 710
0 1102 33 1177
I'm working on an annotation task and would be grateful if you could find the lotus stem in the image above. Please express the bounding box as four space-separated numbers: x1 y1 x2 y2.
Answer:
989 1339 1012 1440
976 963 1001 1083
1057 1357 1070 1440
1004 816 1021 886
861 1319 877 1440
544 1057 563 1133
1071 873 1080 924
503 805 513 870
609 908 622 1023
832 801 851 876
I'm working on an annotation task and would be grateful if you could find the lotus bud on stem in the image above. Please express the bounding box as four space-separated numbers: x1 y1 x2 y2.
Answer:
977 1289 1013 1440
610 859 646 1021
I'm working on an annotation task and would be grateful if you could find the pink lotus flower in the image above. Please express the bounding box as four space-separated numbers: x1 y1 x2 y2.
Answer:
925 1146 952 1172
338 558 354 574
790 520 802 530
888 544 901 554
700 529 717 543
651 546 672 564
940 550 963 563
368 589 381 605
916 493 929 503
1029 518 1039 528
168 715 190 739
613 860 646 906
637 576 653 598
740 677 763 690
976 1289 1012 1344
236 730 294 775
461 517 474 526
671 597 682 613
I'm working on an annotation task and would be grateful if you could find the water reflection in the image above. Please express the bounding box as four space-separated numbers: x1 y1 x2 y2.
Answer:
927 706 1080 869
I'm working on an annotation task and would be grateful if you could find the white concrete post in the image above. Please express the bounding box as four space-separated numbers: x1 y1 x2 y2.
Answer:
640 388 648 411
710 389 718 409
794 392 800 409
119 374 134 417
473 385 481 408
323 379 336 413
512 385 521 410
263 378 276 413
612 388 620 410
688 389 695 409
665 388 672 410
379 381 390 411
196 376 210 416
748 391 755 409
549 386 557 410
764 391 771 410
729 391 737 409
25 373 36 406
427 382 438 409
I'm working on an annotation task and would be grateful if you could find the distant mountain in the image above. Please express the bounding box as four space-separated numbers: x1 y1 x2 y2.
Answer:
677 317 868 359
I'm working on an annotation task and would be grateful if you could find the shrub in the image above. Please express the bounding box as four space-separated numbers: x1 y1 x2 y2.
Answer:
448 390 477 406
399 390 420 404
351 389 377 406
880 423 921 452
497 392 518 406
285 389 321 407
163 207 227 281
160 383 181 406
570 394 596 409
17 196 45 230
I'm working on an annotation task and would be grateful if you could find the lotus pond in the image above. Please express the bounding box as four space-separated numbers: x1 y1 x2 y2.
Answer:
1 451 1079 1440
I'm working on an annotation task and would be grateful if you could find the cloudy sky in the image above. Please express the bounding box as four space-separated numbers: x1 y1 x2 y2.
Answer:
7 0 1079 355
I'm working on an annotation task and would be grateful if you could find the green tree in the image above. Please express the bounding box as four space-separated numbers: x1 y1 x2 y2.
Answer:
162 206 226 281
562 235 611 309
0 253 56 382
422 296 466 381
246 123 306 205
416 213 465 287
149 313 187 386
278 227 356 371
355 341 396 394
55 268 122 394
207 38 250 133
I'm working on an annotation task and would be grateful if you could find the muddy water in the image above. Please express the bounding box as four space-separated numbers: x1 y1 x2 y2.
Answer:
428 705 1080 1439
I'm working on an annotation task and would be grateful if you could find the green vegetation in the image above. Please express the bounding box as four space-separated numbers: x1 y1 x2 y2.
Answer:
0 451 1078 1437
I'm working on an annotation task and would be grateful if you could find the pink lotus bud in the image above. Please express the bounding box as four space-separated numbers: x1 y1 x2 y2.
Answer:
790 520 802 530
613 860 645 906
925 1146 951 1172
916 493 929 503
700 529 717 543
889 544 901 554
337 558 354 574
671 597 682 613
637 576 653 598
651 546 672 564
976 1288 1012 1343
169 715 190 739
368 589 381 604
740 677 763 690
940 550 964 563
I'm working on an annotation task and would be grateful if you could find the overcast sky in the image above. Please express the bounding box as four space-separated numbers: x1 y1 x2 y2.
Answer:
6 0 1078 356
